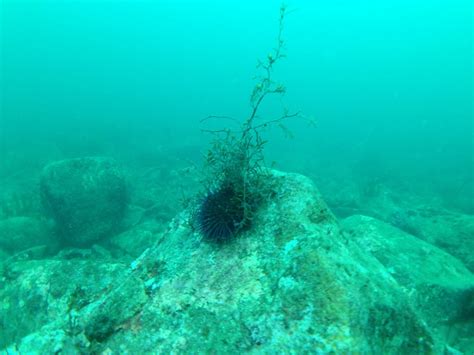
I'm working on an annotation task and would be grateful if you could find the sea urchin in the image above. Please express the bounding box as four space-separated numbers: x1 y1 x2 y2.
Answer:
197 184 247 242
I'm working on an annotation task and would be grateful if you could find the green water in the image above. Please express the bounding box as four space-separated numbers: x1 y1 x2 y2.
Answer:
0 0 472 353
2 1 472 200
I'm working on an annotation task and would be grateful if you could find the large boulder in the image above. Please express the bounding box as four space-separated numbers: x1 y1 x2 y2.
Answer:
112 171 435 353
40 157 128 246
3 170 442 353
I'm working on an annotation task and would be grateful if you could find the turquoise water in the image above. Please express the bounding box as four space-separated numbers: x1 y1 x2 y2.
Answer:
0 1 473 353
2 1 471 198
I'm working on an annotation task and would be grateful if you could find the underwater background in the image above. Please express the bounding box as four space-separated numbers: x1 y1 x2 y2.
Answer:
0 0 473 353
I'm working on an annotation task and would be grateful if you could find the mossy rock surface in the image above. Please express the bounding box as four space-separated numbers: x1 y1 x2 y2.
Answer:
342 214 474 353
80 170 435 353
4 170 447 353
0 259 139 349
407 210 474 273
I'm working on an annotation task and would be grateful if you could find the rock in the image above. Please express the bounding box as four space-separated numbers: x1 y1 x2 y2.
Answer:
381 206 474 273
402 209 474 273
80 170 436 353
82 273 147 343
0 258 143 349
0 216 54 254
8 328 90 354
319 174 474 274
106 220 163 259
40 157 128 246
342 215 474 353
121 204 145 229
2 170 443 353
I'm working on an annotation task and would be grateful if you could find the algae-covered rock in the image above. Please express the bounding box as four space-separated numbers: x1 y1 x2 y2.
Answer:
382 206 474 273
342 214 474 353
40 157 128 246
319 173 474 274
0 259 146 353
2 170 444 353
404 210 474 274
79 170 435 353
106 220 164 260
0 216 54 254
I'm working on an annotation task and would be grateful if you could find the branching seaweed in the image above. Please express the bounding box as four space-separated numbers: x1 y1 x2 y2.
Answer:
198 4 300 239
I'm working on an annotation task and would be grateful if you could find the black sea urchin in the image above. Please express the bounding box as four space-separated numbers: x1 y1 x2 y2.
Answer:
197 184 246 242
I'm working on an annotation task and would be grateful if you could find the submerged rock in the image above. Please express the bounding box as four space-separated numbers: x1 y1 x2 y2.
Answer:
106 219 164 259
2 170 447 353
0 216 54 254
40 157 128 246
0 258 141 350
319 174 474 274
404 210 474 274
342 214 474 353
